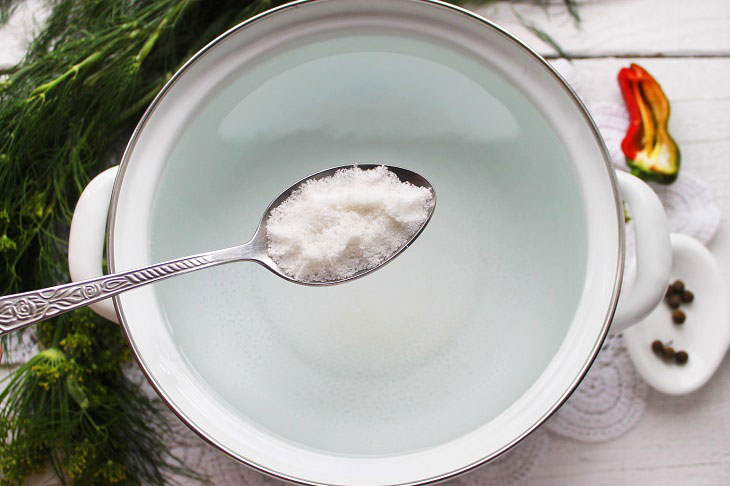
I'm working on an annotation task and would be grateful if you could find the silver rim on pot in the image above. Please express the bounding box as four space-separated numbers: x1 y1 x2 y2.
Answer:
107 1 624 484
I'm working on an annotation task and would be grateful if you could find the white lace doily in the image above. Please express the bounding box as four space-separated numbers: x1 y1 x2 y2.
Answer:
543 335 648 442
446 429 551 486
539 60 721 449
162 412 552 486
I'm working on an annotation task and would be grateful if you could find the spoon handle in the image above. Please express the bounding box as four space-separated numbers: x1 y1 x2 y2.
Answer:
0 249 237 336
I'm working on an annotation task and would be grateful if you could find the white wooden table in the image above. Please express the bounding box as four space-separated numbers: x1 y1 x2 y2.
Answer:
2 1 729 484
475 1 730 484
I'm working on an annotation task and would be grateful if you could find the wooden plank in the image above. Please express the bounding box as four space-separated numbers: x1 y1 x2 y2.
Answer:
0 0 47 70
528 360 730 485
472 0 730 57
523 57 730 485
3 1 730 67
567 58 730 204
1 3 729 484
568 57 730 293
570 58 730 168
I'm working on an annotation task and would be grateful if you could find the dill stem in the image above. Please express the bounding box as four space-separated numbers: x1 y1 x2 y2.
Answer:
135 0 191 65
51 322 64 348
29 51 104 98
9 212 51 270
120 75 170 120
135 21 166 65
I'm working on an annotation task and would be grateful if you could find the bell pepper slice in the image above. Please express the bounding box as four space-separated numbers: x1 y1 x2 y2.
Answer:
618 63 680 184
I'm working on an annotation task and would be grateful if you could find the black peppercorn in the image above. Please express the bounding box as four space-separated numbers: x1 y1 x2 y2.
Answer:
670 280 685 294
681 290 694 303
663 346 676 360
665 286 675 299
674 351 689 365
667 294 681 309
651 340 664 355
672 310 686 324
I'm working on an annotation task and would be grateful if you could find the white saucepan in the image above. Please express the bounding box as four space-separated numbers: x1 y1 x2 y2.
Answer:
67 1 671 484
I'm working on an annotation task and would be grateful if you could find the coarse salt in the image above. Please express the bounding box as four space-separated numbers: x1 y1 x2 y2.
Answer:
266 166 434 282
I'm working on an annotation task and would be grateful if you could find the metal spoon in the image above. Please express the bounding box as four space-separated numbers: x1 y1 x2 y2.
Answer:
0 165 435 335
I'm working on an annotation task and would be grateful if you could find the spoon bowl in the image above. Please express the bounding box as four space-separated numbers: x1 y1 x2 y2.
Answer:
0 165 435 334
254 164 436 285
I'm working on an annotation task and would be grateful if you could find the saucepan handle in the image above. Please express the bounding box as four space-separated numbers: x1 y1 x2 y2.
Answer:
610 170 671 333
67 166 121 323
67 167 669 332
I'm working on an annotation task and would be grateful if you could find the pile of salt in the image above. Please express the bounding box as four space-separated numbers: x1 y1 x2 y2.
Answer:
266 166 434 282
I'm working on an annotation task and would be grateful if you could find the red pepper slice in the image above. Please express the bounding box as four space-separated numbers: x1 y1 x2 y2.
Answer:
618 64 680 184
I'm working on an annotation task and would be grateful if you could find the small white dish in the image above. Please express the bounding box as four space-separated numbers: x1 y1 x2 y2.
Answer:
625 233 730 395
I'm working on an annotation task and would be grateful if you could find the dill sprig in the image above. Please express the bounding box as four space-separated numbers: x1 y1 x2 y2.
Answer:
0 2 295 483
0 0 579 484
0 310 199 485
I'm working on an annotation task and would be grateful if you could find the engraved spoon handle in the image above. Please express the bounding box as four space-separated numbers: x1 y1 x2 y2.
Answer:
0 248 240 336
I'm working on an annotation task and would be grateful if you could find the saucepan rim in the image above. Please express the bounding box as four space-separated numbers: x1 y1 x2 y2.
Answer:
106 0 624 484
